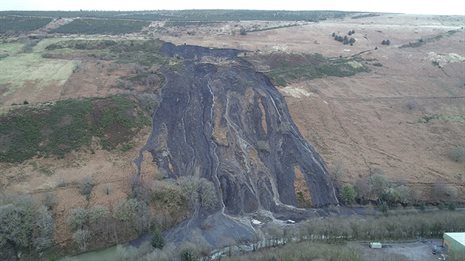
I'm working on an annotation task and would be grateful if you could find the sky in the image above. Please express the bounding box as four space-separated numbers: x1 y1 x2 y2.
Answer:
1 0 464 16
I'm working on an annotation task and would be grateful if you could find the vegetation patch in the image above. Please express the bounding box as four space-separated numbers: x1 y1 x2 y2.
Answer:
1 10 349 22
224 241 360 261
399 30 459 48
0 16 52 33
0 95 150 162
0 40 77 94
0 195 54 259
163 21 222 27
249 53 368 86
418 113 465 123
50 18 150 34
44 39 167 66
351 13 380 19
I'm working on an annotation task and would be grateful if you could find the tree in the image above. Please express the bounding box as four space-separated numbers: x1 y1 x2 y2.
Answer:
178 177 218 210
354 177 371 203
340 184 356 205
0 204 33 257
87 205 109 225
43 192 57 210
33 206 54 251
349 38 356 45
79 176 94 200
151 228 165 249
369 172 390 199
381 39 391 45
343 35 349 45
72 229 91 251
395 185 412 205
113 199 150 233
67 208 88 231
198 179 219 209
0 197 53 259
432 182 458 202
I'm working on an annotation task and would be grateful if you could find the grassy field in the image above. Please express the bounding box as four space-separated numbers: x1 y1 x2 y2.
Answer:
0 16 52 33
0 39 77 95
224 241 360 261
50 19 150 34
44 39 168 66
0 42 24 56
0 95 150 162
247 53 369 86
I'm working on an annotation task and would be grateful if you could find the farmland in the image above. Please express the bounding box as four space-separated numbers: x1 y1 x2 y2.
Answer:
0 16 52 33
50 19 150 34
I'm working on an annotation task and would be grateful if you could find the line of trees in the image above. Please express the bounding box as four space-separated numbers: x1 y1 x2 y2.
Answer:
381 39 391 45
267 211 465 242
331 31 356 46
334 164 460 210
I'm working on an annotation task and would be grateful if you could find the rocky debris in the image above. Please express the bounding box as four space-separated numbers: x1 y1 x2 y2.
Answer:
136 43 338 247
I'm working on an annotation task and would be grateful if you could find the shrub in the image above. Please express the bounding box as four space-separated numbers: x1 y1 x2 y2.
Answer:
369 172 390 199
394 185 412 205
432 182 458 202
179 242 200 261
198 179 218 209
103 184 112 195
354 177 371 202
21 39 40 53
129 175 150 202
43 192 57 210
381 39 391 45
406 99 417 110
448 146 465 162
0 204 34 252
113 199 150 233
340 184 356 205
72 229 91 251
87 205 109 225
0 196 54 258
178 177 218 210
151 228 165 249
67 208 88 231
33 206 54 251
79 176 95 199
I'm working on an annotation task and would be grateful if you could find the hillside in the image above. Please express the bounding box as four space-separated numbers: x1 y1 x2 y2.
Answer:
0 11 464 260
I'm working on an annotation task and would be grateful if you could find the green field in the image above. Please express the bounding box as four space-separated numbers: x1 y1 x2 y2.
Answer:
0 16 52 33
44 39 167 66
0 39 77 95
50 19 150 34
248 53 369 86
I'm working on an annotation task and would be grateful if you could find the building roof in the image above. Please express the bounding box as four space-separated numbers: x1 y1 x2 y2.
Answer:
445 232 465 246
